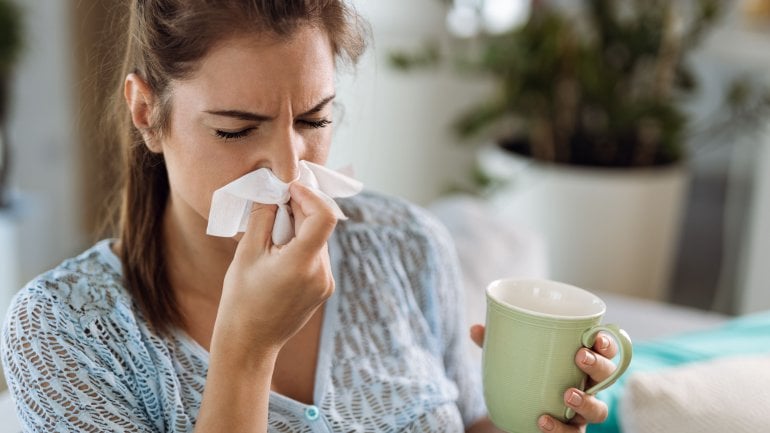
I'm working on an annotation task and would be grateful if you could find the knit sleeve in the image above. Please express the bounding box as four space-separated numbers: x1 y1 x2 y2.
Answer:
1 285 157 433
417 210 488 428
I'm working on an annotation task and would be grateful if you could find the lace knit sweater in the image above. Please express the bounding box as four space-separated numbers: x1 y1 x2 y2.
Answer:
1 192 486 432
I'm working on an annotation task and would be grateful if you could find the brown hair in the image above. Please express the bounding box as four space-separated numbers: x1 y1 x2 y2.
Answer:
111 0 367 333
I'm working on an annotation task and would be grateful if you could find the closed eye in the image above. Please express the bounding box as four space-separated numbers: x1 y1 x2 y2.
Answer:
299 119 332 129
215 128 254 140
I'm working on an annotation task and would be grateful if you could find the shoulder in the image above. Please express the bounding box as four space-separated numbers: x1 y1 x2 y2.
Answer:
335 191 460 294
3 240 138 343
335 194 464 353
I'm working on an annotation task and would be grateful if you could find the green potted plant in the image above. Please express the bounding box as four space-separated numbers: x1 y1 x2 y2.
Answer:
391 0 770 300
0 0 22 208
392 0 768 171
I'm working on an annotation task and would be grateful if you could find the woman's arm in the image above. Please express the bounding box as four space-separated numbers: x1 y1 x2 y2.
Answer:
467 417 507 432
194 333 279 431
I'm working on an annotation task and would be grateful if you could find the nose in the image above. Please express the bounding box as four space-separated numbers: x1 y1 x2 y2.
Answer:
266 126 301 183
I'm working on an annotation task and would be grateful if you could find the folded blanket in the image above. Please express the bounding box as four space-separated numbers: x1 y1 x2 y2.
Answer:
620 355 770 433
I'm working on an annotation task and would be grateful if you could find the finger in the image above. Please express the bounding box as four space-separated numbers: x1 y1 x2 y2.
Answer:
564 388 609 424
538 415 582 433
234 202 277 259
286 182 337 254
575 348 617 385
592 332 618 360
290 193 305 235
569 414 588 426
289 184 337 233
469 324 485 348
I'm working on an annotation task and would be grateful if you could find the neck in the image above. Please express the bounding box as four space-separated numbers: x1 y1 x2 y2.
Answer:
163 193 235 305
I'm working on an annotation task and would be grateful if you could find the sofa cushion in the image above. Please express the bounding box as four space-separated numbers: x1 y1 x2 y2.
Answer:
620 355 770 433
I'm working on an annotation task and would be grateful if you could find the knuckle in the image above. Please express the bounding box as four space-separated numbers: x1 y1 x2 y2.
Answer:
301 265 334 300
579 397 609 424
598 355 617 377
597 401 609 423
319 276 335 300
581 395 609 424
318 212 338 230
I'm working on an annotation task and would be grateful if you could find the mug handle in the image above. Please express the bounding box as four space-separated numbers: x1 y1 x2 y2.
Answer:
564 324 633 419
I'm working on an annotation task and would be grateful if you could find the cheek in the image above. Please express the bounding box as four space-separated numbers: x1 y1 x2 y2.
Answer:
161 128 248 218
302 128 333 164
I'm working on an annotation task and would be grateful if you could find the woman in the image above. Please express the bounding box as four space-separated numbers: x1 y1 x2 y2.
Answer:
1 1 617 432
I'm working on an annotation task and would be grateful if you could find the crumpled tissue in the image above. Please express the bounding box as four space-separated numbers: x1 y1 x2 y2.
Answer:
206 160 363 244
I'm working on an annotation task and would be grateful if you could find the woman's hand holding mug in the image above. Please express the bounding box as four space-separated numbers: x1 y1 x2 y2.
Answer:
472 278 632 433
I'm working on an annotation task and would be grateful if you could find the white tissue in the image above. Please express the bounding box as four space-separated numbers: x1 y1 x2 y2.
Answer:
206 160 363 244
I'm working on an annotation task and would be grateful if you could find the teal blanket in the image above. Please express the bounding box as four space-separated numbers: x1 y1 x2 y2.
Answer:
588 310 770 433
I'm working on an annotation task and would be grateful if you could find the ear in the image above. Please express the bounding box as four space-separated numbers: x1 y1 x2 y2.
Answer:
124 73 161 153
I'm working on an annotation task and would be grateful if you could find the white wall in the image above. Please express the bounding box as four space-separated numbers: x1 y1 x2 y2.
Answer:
0 0 83 392
329 0 492 205
697 13 770 313
2 1 82 289
738 123 770 314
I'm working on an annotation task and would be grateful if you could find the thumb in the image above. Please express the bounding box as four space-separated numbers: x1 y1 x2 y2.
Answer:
286 182 337 256
234 202 278 259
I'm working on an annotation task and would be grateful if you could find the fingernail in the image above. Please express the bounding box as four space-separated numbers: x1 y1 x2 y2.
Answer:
568 390 583 407
581 350 596 365
538 415 554 431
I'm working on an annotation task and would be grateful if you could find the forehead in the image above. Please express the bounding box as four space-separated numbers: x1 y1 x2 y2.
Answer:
173 26 336 109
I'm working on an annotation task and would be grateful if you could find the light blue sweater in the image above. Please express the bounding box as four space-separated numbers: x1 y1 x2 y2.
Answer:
1 192 486 432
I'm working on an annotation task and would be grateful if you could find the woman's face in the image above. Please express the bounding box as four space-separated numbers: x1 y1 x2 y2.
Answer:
155 26 336 229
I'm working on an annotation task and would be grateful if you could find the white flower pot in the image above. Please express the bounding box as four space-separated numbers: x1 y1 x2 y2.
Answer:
481 146 689 301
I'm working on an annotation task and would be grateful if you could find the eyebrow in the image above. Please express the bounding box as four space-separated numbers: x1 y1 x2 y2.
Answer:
204 94 336 121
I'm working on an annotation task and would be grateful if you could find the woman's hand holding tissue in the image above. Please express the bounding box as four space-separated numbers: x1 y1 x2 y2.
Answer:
214 181 337 358
205 161 361 358
206 160 363 244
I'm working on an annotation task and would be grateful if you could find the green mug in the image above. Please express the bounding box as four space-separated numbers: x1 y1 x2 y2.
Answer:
483 278 633 433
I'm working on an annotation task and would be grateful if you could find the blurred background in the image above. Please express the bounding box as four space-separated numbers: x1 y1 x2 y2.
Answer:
1 0 770 339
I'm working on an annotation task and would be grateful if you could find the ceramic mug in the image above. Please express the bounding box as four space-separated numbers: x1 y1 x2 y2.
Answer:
482 278 633 433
